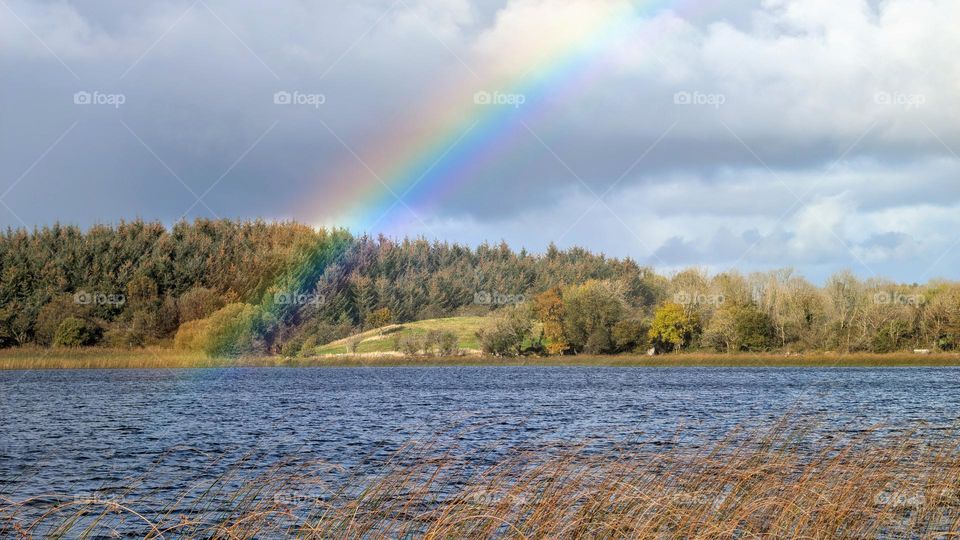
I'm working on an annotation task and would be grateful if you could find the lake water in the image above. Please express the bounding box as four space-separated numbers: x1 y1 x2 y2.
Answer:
2 366 960 531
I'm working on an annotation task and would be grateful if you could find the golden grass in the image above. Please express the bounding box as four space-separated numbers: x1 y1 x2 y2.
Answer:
0 347 229 370
562 351 960 367
4 421 960 538
301 351 960 368
2 346 960 370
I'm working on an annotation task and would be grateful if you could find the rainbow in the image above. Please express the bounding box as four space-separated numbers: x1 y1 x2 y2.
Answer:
309 0 701 234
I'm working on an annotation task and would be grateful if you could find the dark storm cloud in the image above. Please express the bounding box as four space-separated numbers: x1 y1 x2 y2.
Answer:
1 0 959 281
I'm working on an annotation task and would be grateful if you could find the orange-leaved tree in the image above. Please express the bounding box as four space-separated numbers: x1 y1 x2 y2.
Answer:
534 287 568 355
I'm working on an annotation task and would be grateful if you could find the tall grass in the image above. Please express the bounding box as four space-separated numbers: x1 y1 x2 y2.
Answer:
0 347 228 370
2 347 960 369
4 421 960 538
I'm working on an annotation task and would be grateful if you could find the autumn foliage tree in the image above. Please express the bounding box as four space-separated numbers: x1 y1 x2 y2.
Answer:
534 287 568 355
648 302 698 353
1 219 959 356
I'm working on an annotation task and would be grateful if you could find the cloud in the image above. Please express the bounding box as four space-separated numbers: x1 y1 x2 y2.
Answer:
389 152 960 282
0 0 958 280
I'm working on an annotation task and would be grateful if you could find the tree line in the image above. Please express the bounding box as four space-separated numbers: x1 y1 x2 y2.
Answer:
1 219 957 356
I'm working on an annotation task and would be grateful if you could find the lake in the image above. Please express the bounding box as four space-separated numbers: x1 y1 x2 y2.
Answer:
2 366 960 532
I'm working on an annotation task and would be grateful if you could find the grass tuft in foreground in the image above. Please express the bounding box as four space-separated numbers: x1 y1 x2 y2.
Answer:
4 421 960 538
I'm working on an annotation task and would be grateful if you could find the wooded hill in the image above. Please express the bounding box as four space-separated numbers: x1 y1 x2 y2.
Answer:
1 219 957 357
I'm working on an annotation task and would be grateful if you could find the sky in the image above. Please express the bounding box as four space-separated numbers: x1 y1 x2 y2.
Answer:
1 0 958 283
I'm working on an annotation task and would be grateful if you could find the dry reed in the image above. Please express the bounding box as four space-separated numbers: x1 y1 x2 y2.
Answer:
3 347 960 370
3 420 960 538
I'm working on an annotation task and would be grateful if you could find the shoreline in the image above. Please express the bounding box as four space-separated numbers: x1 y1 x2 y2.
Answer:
2 348 960 370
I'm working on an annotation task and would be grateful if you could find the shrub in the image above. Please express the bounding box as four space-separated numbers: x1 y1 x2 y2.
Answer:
36 295 87 346
202 303 275 358
103 310 160 348
477 329 512 356
477 307 532 356
53 317 98 347
436 330 459 356
562 281 625 353
872 319 913 353
397 334 424 356
612 319 649 352
424 329 443 355
584 329 613 354
704 304 775 353
735 307 775 352
298 336 318 357
174 318 210 351
281 337 304 358
366 307 393 331
346 335 361 354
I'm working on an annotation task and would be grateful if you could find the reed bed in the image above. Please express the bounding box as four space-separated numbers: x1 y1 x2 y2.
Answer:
0 348 217 370
3 347 960 370
3 421 960 538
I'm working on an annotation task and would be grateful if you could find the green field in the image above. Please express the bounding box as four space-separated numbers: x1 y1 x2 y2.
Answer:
314 316 491 355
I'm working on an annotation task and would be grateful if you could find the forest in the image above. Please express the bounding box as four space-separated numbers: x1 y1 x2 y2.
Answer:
1 219 958 357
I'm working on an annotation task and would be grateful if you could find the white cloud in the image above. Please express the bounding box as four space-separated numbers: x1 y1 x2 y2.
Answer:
391 153 960 281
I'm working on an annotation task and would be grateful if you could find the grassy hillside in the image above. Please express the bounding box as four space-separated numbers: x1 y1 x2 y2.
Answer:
314 316 490 355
